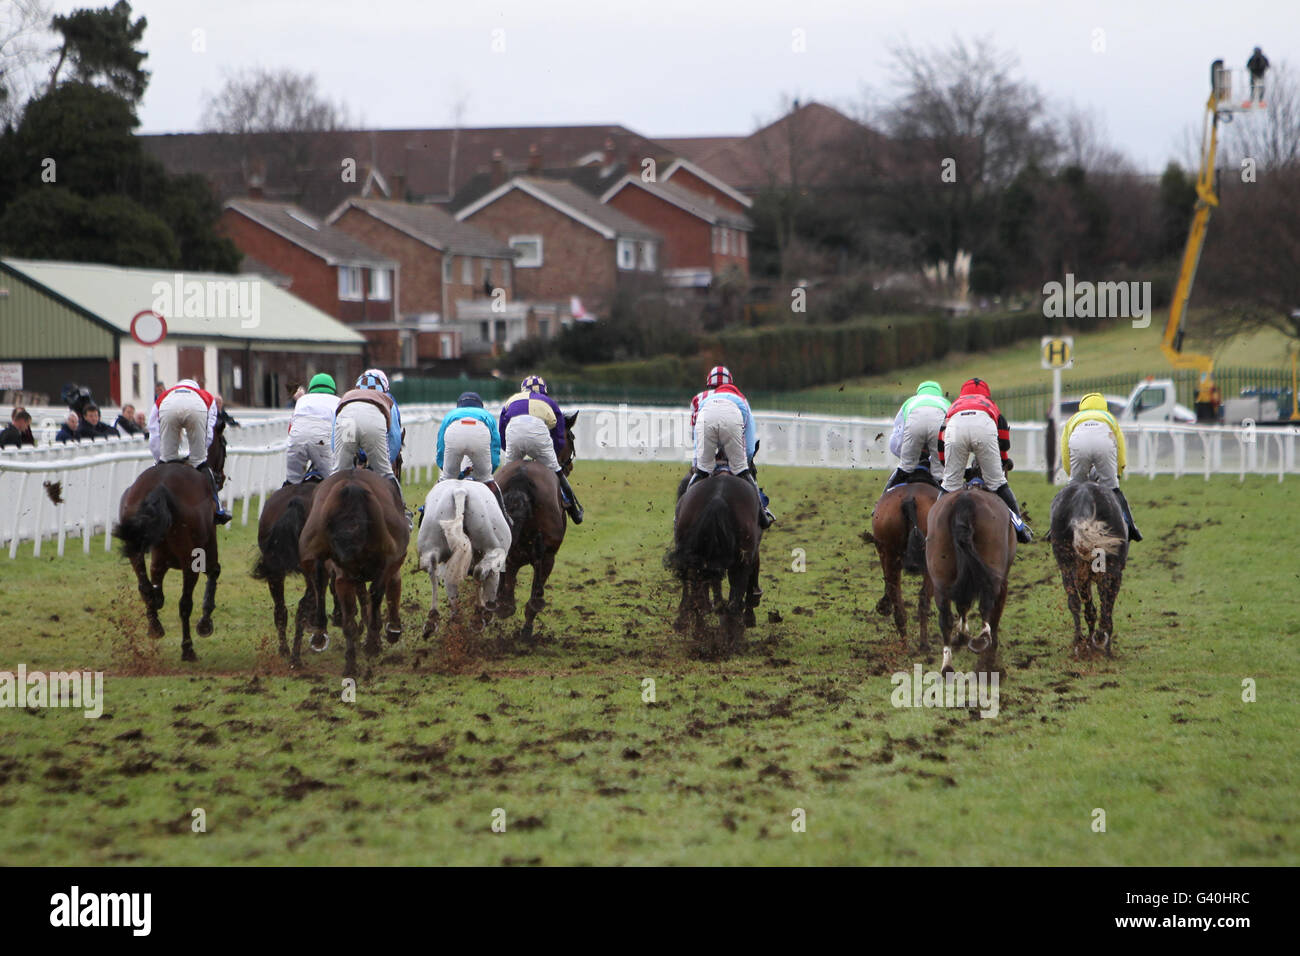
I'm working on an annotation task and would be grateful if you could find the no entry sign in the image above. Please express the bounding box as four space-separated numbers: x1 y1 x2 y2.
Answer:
130 310 167 346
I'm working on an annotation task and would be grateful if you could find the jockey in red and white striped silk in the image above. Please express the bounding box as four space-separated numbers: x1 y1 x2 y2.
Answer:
147 378 231 525
687 365 774 528
937 377 1032 543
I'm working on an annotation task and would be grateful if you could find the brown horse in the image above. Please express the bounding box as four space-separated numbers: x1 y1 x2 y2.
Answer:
924 485 1017 674
494 411 578 642
1049 481 1128 657
871 479 939 648
251 480 339 665
114 422 227 662
299 468 409 677
666 472 763 655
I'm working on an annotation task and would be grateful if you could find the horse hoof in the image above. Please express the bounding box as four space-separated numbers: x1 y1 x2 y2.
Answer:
182 648 197 662
364 640 382 658
309 633 329 653
385 626 402 645
875 595 891 616
196 619 213 637
743 609 757 628
278 643 290 658
969 636 990 654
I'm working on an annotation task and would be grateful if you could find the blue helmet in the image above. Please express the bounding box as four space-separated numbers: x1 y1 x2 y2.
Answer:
521 375 547 395
357 368 390 392
457 391 484 408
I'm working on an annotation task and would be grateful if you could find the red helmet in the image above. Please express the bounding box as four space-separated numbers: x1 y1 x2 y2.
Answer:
960 377 992 399
706 366 733 389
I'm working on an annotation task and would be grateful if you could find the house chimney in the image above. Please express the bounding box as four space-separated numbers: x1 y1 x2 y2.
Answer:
390 172 406 200
490 148 506 187
527 143 542 174
603 137 616 167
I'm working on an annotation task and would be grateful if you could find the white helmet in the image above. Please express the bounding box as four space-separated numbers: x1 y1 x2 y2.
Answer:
357 368 390 392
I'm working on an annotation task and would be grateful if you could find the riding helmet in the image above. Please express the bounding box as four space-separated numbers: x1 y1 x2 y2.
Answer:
960 378 992 399
308 373 337 395
706 366 733 389
915 380 943 397
357 368 390 392
457 391 484 408
521 375 548 395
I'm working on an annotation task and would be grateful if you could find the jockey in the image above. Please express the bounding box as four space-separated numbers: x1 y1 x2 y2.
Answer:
284 372 339 485
437 391 512 528
332 368 406 514
499 375 584 524
938 378 1032 543
687 365 775 528
1062 392 1142 541
886 380 949 488
147 378 231 525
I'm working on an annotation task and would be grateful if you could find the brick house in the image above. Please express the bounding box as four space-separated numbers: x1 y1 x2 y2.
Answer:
659 158 754 217
454 177 662 320
327 198 516 362
600 176 752 288
219 199 403 366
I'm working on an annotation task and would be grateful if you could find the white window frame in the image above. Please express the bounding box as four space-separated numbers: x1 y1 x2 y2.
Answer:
616 238 637 271
638 240 656 272
338 265 363 301
369 268 391 301
510 235 543 268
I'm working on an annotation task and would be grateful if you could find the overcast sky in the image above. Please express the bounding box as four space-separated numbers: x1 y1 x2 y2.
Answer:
44 0 1298 173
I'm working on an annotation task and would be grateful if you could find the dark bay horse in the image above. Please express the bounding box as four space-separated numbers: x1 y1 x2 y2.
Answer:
871 478 940 648
1049 481 1128 657
252 480 339 665
494 411 578 642
299 468 409 678
666 472 763 654
114 422 227 662
924 485 1016 674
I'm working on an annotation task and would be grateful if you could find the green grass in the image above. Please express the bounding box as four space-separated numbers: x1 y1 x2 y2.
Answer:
0 463 1296 865
793 315 1293 404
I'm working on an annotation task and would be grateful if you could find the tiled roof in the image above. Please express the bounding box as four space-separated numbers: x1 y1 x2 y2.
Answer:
328 199 514 257
604 177 752 229
458 177 662 241
224 199 397 267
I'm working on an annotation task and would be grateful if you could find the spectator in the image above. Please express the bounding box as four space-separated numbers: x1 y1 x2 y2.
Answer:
76 403 120 441
154 381 166 399
134 411 148 435
55 412 80 443
114 404 142 435
0 408 35 448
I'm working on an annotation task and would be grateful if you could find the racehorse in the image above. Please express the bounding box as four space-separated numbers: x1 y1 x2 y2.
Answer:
870 478 939 648
665 471 763 654
1049 481 1128 657
494 411 578 642
251 479 339 665
299 467 409 677
417 479 511 635
113 421 227 662
924 482 1016 674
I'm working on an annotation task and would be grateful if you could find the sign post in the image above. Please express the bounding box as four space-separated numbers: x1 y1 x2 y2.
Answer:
130 310 167 406
1042 336 1074 482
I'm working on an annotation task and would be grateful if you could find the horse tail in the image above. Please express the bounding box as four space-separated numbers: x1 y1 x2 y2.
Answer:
901 494 927 573
439 487 474 583
666 494 736 581
949 494 995 610
329 484 380 567
115 484 174 560
252 497 308 579
1071 515 1124 562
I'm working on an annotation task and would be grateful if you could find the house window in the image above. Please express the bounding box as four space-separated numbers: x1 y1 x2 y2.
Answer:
638 241 656 272
462 255 473 284
502 260 512 287
442 256 453 282
711 227 720 253
339 266 364 300
440 334 455 359
370 268 391 301
539 319 550 339
721 229 731 255
616 238 636 271
509 236 543 268
479 321 489 341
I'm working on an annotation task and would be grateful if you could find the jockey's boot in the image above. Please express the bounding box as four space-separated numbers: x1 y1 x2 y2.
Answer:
556 471 584 525
1113 487 1142 542
743 470 774 529
885 467 909 489
485 479 513 530
197 462 232 525
994 483 1033 544
685 467 710 490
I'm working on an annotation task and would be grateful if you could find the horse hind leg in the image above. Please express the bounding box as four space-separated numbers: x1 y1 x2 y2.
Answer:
130 552 164 638
917 575 933 652
196 549 219 637
521 552 556 643
305 561 330 653
292 589 312 667
936 596 957 675
362 580 383 658
1095 571 1121 656
269 575 289 657
384 564 403 644
1082 579 1099 645
423 558 441 639
1059 560 1086 652
178 567 200 662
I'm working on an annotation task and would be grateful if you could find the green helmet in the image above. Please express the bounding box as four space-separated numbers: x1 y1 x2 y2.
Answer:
916 380 943 398
308 373 337 395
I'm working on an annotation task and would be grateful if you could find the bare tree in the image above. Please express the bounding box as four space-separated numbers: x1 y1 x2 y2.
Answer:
1221 62 1300 172
201 66 349 135
0 0 51 124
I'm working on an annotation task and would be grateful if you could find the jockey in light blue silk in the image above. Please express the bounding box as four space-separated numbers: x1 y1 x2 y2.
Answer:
436 391 511 529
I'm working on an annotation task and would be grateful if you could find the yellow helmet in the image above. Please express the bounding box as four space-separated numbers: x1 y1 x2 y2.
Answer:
1079 392 1108 412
